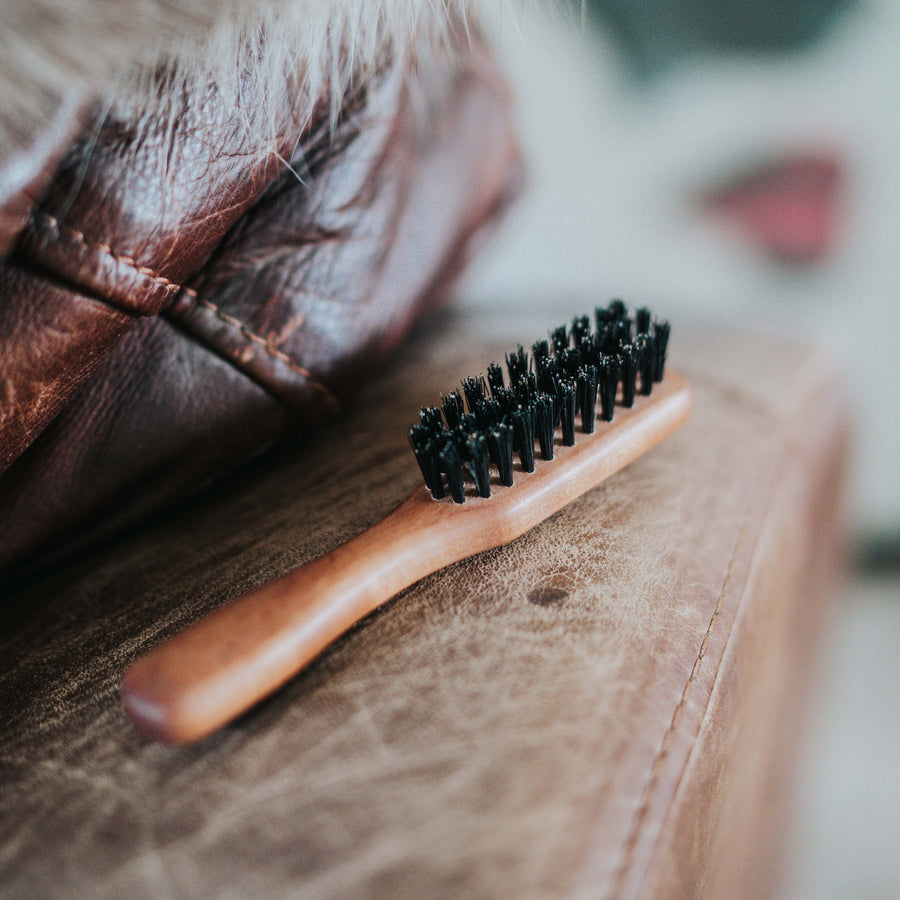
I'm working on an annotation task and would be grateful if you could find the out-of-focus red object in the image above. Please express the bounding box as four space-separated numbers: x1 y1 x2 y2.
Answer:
702 153 843 264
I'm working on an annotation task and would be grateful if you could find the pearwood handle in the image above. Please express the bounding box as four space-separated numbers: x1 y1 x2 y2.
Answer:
121 496 457 743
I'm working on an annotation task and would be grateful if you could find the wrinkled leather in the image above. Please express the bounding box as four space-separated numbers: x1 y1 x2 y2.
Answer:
0 33 521 574
0 319 848 898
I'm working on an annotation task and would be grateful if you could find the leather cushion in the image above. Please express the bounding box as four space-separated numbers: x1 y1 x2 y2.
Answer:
0 315 848 898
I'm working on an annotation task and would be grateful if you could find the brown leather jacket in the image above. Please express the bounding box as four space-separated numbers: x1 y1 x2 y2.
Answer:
0 3 521 577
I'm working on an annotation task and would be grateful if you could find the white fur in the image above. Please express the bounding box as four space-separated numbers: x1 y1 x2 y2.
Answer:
0 0 471 157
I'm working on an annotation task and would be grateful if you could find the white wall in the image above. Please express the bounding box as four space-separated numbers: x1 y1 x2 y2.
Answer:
467 1 900 537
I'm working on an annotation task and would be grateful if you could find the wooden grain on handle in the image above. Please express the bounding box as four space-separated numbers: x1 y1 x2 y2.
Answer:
121 372 691 744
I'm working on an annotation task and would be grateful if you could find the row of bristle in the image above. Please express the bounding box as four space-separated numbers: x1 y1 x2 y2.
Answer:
409 301 670 503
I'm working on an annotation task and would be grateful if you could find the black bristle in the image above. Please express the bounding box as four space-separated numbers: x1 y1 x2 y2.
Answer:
619 344 639 408
635 307 652 334
636 335 654 396
597 355 619 422
511 405 535 472
474 397 501 432
558 379 576 446
409 426 445 499
449 426 468 453
506 345 530 385
550 325 569 355
459 413 478 435
439 440 466 503
410 300 671 502
577 365 598 434
515 372 537 403
461 375 486 411
465 434 491 498
536 354 560 394
571 315 591 346
493 387 517 418
533 393 556 460
442 391 464 429
579 334 601 368
653 320 670 382
557 348 581 378
409 423 430 446
598 323 619 355
608 298 627 320
547 384 563 429
559 348 582 416
489 422 514 486
487 362 505 395
420 405 444 435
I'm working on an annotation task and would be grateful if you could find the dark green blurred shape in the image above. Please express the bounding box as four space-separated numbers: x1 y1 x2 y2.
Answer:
584 0 854 76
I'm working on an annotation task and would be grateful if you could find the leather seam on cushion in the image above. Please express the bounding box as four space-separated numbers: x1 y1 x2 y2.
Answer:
177 287 342 414
32 211 182 293
4 253 145 321
606 461 762 897
29 210 341 415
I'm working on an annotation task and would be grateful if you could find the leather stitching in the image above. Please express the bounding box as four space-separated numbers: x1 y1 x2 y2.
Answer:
33 211 181 292
30 210 341 414
606 470 761 897
178 288 341 413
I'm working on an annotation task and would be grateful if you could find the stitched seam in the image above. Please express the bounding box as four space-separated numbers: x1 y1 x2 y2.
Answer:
606 469 761 898
178 288 341 412
31 209 340 413
32 211 181 292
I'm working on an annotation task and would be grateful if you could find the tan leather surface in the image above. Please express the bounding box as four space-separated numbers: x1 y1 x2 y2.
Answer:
0 31 521 574
0 315 847 898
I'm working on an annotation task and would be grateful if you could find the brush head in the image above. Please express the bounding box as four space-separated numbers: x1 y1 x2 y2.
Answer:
408 301 671 503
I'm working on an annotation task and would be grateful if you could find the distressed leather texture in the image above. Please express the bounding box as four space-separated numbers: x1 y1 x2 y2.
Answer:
0 316 847 899
0 31 521 575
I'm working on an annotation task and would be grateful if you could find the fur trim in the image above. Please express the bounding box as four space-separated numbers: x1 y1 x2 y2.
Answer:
0 0 471 158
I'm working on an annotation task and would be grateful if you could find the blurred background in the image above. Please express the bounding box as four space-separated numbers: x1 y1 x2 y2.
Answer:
466 1 900 896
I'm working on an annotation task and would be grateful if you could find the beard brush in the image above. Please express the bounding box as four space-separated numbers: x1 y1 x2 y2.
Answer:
122 301 691 743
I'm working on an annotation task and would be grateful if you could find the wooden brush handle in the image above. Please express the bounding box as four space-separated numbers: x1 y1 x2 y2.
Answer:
122 372 691 743
120 495 458 744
